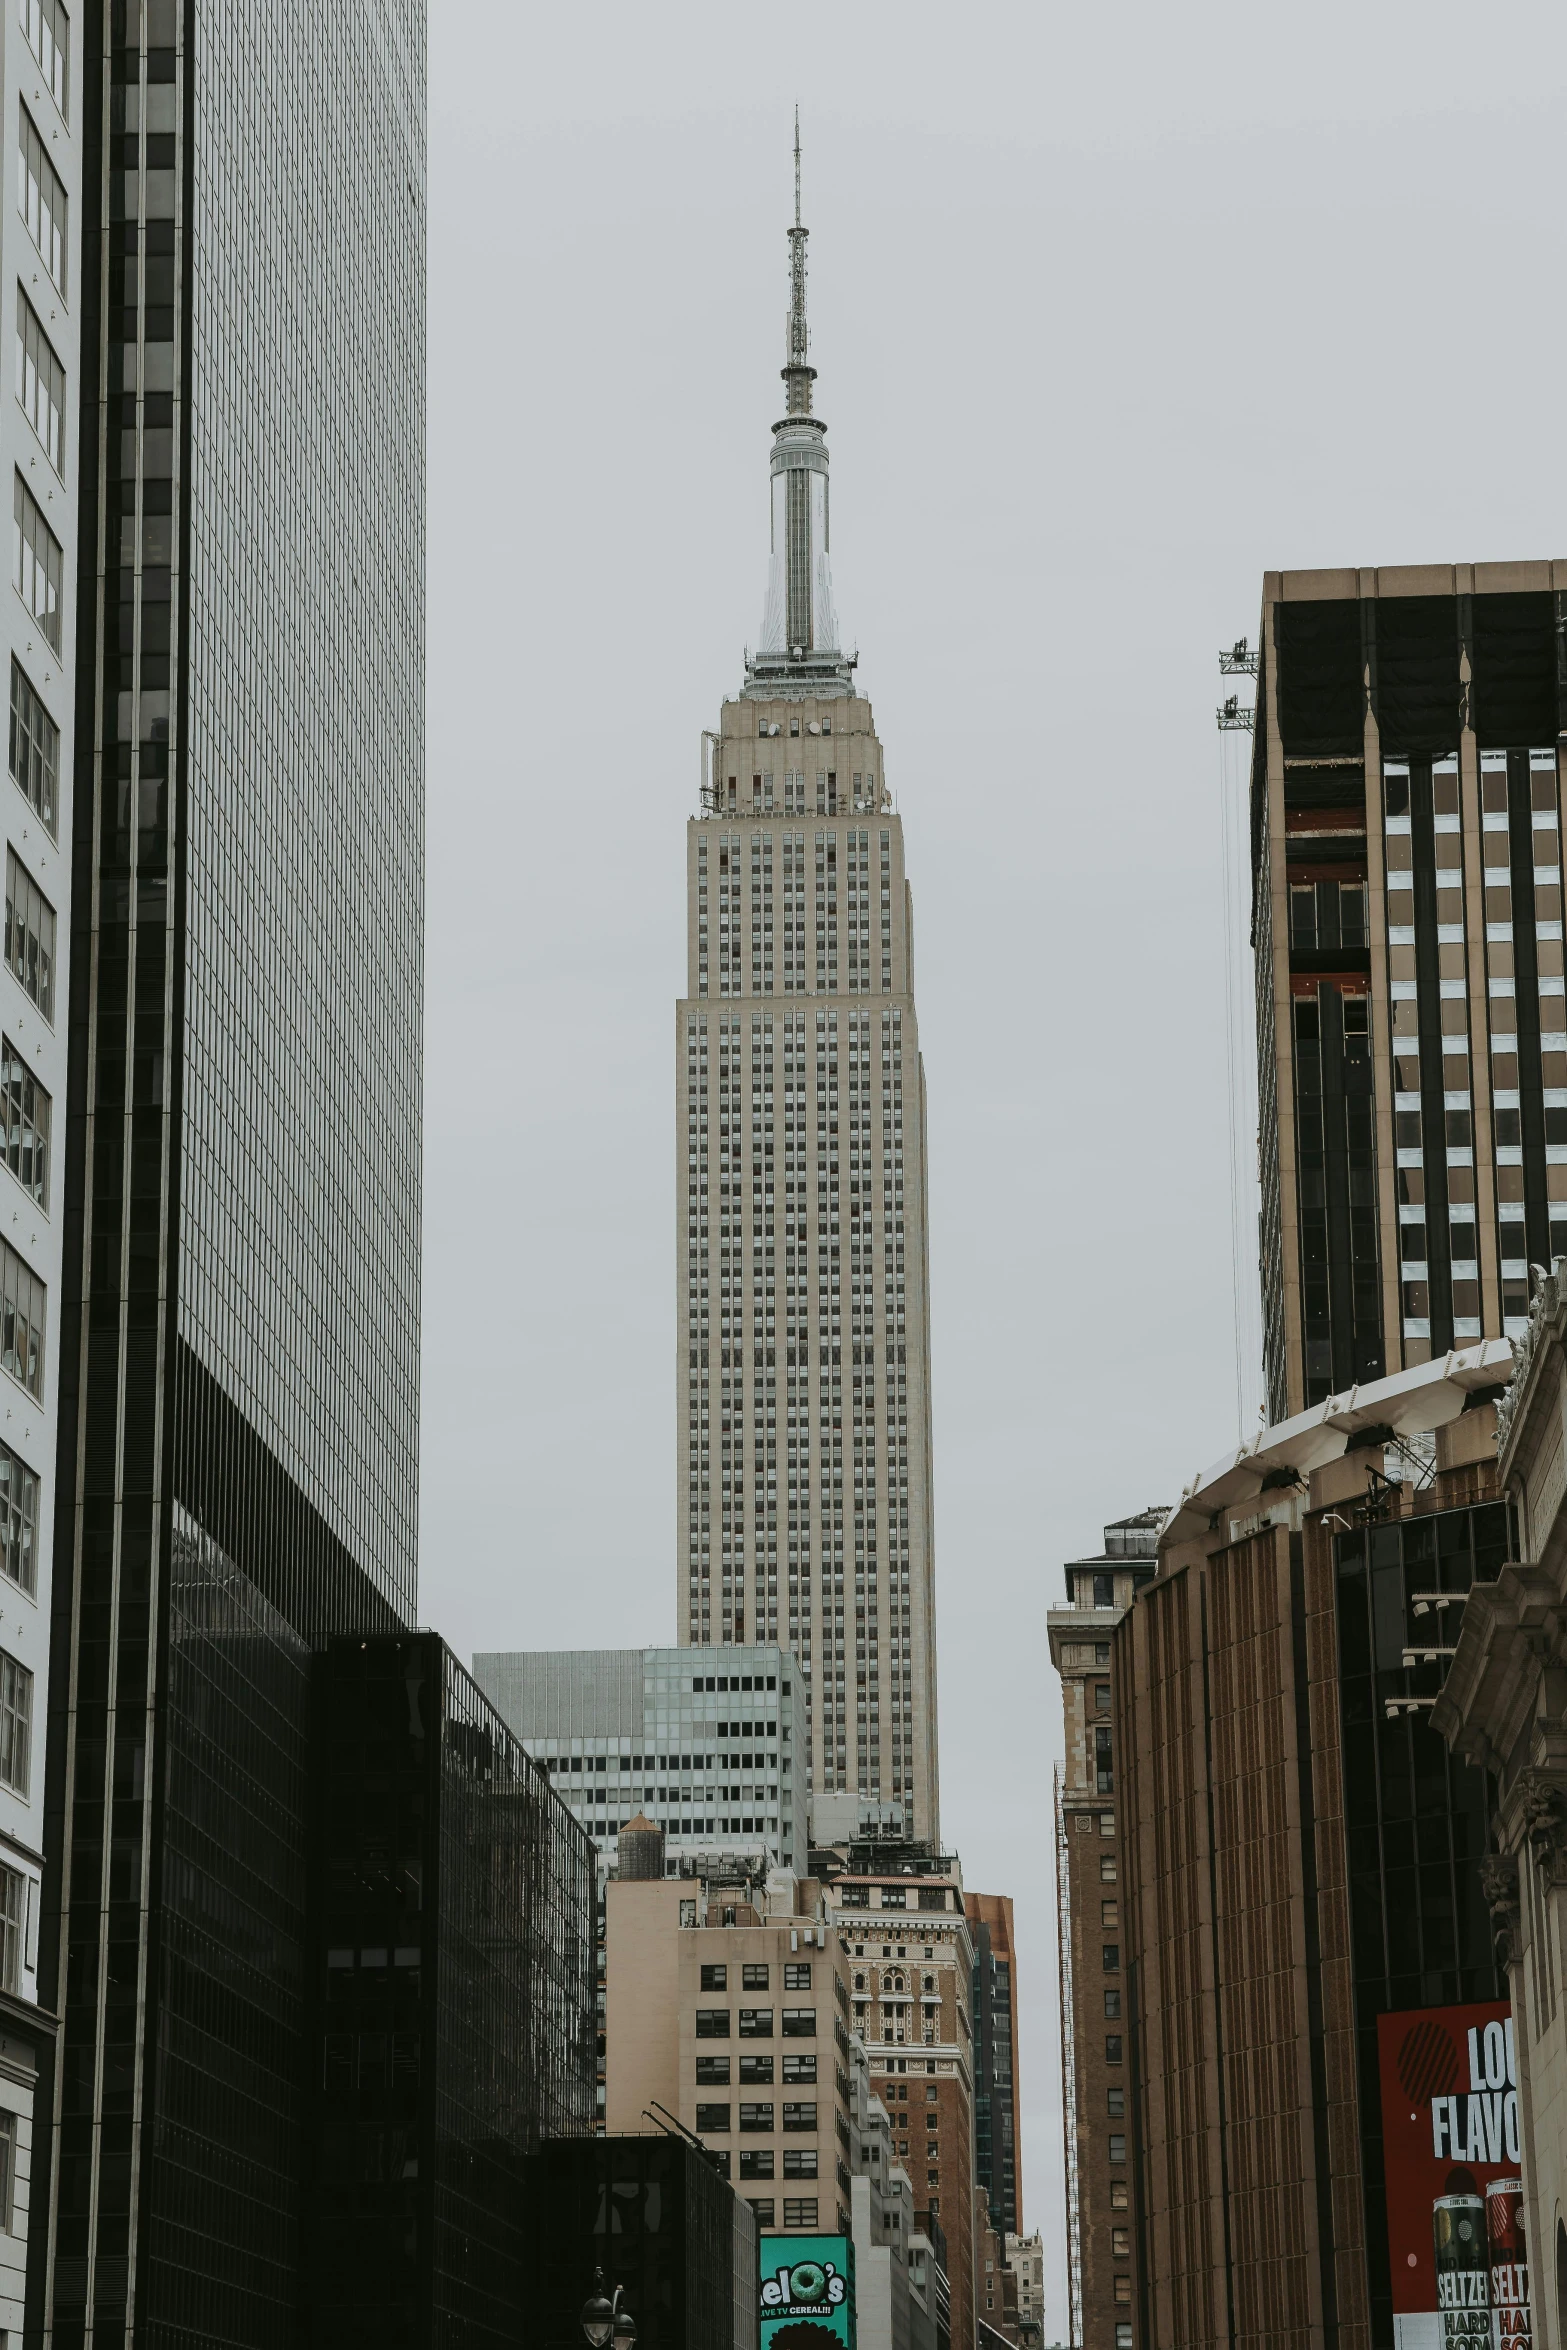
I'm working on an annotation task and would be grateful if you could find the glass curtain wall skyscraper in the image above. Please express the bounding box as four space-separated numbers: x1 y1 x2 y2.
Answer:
33 5 426 2345
677 145 941 1843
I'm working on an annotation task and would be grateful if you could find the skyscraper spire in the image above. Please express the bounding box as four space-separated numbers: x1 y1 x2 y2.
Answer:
747 115 853 697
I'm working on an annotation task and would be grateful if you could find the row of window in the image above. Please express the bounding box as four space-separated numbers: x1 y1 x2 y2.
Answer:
699 1962 810 1991
694 2101 818 2132
696 2054 814 2085
709 2147 817 2179
745 2196 818 2228
695 2007 816 2038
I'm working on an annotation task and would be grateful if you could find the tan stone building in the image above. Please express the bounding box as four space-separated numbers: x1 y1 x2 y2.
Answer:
1047 1511 1163 2350
817 1855 978 2350
1252 564 1567 1424
1004 2231 1046 2349
1117 1347 1510 2350
605 1859 853 2238
973 2196 1020 2342
676 164 940 1846
1436 1268 1567 2346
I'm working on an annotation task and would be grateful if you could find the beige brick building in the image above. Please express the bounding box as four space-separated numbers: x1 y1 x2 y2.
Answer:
676 161 939 1846
605 1863 853 2238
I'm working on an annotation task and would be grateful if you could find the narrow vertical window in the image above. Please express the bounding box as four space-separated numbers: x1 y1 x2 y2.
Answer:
16 108 66 292
0 1238 43 1400
0 1038 49 1207
0 1652 31 1794
0 1437 37 1594
19 0 69 121
15 293 64 474
12 477 61 654
4 848 54 1020
8 659 57 835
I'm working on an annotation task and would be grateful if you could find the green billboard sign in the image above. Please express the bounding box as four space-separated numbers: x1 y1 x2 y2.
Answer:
758 2234 856 2349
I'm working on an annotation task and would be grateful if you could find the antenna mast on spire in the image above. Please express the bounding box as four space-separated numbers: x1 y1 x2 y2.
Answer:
784 108 813 416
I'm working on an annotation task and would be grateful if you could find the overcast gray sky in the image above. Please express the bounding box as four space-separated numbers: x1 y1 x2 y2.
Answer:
420 3 1567 2326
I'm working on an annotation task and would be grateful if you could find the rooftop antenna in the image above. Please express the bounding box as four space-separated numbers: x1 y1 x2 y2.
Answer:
784 108 814 417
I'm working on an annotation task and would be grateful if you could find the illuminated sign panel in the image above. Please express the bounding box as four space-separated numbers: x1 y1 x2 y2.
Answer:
758 2234 856 2350
1377 2001 1532 2350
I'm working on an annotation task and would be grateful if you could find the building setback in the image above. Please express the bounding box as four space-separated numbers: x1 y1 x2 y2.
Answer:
1047 1511 1161 2350
677 147 940 1844
32 4 428 2342
1116 1350 1508 2350
1254 562 1567 1421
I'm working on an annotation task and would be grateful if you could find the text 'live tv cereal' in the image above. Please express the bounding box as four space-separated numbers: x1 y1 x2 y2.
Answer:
1378 2002 1532 2350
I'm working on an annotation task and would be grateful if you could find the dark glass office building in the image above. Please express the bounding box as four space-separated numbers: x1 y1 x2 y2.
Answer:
1332 1490 1508 2342
967 1895 1020 2238
34 3 429 2345
308 1637 596 2349
520 2135 756 2350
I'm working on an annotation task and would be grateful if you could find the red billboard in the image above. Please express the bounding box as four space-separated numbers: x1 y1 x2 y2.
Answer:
1377 2001 1531 2350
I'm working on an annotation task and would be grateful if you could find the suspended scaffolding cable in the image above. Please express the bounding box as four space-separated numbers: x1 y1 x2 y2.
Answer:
1217 707 1264 1437
1055 1765 1083 2350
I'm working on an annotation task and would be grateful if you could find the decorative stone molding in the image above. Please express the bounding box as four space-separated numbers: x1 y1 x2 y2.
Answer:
1519 1774 1567 1887
1480 1850 1522 1969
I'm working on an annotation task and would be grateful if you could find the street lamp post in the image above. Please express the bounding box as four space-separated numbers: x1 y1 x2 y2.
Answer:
580 2269 637 2350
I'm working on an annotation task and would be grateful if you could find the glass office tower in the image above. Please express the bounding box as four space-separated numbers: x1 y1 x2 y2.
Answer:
1254 564 1567 1419
35 4 426 2345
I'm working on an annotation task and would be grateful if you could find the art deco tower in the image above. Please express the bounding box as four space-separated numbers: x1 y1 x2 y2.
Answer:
677 140 940 1844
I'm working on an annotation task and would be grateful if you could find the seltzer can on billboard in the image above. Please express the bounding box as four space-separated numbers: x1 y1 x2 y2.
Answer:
1434 2193 1491 2350
1486 2178 1531 2350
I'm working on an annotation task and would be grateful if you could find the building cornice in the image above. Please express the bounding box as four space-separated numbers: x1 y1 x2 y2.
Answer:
1432 1563 1565 1768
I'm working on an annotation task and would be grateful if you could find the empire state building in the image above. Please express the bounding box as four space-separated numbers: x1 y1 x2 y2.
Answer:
676 146 941 1843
